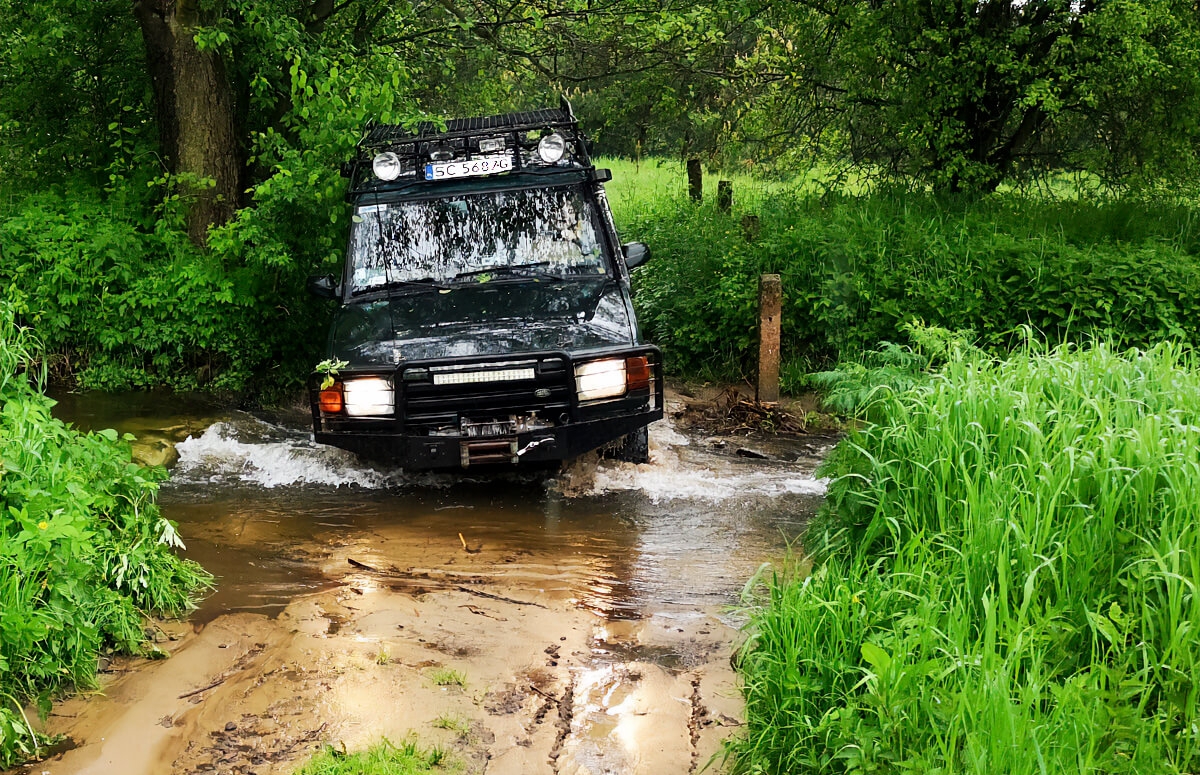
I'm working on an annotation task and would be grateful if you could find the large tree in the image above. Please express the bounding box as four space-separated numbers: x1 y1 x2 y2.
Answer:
133 0 241 244
752 0 1200 192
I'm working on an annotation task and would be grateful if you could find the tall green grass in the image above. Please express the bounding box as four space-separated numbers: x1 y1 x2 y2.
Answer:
0 302 211 766
602 159 1200 388
729 340 1200 773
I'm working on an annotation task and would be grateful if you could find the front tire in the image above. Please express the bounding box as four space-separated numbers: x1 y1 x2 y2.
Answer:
603 426 649 464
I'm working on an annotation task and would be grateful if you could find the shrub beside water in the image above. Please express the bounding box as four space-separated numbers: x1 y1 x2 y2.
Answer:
729 341 1200 773
608 165 1200 386
0 304 211 766
0 186 333 395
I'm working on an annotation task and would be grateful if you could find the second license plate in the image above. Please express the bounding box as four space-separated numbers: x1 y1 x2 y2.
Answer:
425 155 513 181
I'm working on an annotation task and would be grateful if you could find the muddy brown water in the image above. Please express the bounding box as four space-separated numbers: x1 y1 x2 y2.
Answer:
22 391 832 775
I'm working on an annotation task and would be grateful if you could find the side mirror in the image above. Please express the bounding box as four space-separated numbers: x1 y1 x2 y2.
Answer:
622 242 650 270
307 274 340 299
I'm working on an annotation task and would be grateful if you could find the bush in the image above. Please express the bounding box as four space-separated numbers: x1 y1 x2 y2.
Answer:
728 340 1200 773
0 185 332 395
0 303 211 766
613 174 1200 386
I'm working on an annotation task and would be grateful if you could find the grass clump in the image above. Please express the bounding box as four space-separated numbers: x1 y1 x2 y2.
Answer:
0 302 211 766
295 739 449 775
729 339 1200 774
431 714 471 737
428 668 467 688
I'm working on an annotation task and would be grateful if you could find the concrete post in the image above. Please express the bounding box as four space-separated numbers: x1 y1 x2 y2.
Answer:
687 159 702 202
757 274 781 404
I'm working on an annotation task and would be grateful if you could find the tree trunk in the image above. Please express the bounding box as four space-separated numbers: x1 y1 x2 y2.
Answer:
133 0 241 246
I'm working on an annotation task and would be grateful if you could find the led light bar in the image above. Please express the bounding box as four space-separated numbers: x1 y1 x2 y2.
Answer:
433 368 535 386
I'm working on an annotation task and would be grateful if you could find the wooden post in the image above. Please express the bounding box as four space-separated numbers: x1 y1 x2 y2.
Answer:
741 214 760 242
717 180 733 213
757 274 781 404
687 158 702 202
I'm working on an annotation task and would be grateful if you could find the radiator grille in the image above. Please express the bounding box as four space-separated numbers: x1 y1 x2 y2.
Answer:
402 357 571 435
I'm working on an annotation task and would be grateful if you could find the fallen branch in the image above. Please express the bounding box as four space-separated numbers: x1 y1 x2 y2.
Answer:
178 676 226 699
455 586 547 608
459 604 508 621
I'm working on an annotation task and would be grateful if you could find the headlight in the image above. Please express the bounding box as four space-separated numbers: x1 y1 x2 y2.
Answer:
372 152 402 181
343 377 394 416
575 358 626 402
537 133 567 163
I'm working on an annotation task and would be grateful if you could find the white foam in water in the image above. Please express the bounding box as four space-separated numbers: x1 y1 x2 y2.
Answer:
173 414 828 498
562 420 829 503
174 420 414 489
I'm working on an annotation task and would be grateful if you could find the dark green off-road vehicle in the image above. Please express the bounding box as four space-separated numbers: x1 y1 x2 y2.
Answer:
307 100 662 470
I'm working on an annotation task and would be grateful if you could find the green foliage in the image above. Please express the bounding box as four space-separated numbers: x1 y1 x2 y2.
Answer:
0 0 155 193
0 303 211 766
296 739 448 775
730 341 1200 773
808 322 977 415
754 0 1200 192
609 159 1200 387
0 187 328 394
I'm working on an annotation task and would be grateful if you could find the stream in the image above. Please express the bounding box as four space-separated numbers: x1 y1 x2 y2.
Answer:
26 391 831 775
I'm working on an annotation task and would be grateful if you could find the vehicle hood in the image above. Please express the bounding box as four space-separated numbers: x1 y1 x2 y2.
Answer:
329 278 636 366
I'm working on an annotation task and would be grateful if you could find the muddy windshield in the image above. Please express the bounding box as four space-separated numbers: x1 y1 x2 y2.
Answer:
347 185 608 294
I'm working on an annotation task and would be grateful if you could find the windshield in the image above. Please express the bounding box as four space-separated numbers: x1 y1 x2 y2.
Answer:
347 185 609 294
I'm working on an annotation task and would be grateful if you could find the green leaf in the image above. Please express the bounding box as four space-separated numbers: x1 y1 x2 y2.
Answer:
860 641 892 672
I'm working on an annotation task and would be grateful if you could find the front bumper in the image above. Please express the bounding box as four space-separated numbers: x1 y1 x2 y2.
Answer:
310 347 663 470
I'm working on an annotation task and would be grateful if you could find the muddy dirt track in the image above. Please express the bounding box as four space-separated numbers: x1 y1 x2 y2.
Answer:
18 392 831 775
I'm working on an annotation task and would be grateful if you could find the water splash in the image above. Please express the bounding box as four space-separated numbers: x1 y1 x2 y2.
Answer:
172 414 829 499
558 420 829 502
173 418 416 489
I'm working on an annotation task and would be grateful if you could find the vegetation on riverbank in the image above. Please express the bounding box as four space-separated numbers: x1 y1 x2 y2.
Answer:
728 340 1200 773
605 158 1200 389
0 304 211 766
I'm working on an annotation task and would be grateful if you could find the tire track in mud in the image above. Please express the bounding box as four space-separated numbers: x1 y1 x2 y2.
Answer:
688 673 704 774
547 673 577 774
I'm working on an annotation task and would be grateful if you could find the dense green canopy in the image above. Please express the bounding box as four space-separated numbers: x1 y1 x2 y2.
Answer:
3 0 1198 210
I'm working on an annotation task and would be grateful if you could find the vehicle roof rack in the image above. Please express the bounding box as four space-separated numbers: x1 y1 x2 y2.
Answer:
343 97 593 198
360 105 576 149
361 99 577 150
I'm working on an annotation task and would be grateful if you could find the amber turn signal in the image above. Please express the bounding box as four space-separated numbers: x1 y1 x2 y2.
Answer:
625 356 651 392
319 384 344 414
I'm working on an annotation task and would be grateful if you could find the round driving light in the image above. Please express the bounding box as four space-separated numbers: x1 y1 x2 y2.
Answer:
372 152 402 181
537 133 567 163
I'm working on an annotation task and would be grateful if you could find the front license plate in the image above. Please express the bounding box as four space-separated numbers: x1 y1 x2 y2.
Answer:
425 155 513 181
463 419 517 438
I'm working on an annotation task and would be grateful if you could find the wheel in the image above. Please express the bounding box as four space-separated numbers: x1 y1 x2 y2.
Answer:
603 426 649 464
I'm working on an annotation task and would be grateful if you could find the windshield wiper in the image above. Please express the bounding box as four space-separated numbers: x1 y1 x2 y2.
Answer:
351 277 448 297
453 262 567 283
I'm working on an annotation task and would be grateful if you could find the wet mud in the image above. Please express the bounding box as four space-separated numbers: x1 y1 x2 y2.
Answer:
17 392 831 775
